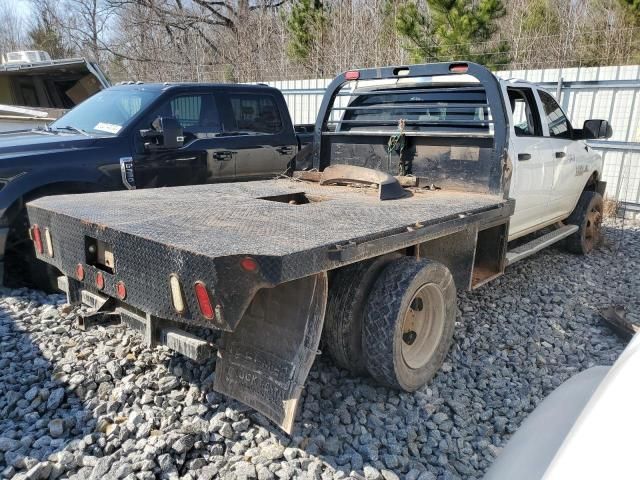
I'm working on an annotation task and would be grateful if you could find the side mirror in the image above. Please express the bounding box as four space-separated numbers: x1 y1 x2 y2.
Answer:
582 119 612 140
140 116 184 150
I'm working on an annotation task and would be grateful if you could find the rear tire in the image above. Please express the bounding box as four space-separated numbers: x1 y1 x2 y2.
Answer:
323 253 401 374
363 257 456 391
565 191 603 255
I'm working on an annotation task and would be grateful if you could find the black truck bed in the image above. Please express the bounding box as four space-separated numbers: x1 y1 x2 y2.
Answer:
28 179 512 330
31 179 504 256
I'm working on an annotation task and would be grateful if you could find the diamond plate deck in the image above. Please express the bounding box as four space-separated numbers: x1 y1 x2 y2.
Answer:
27 179 512 330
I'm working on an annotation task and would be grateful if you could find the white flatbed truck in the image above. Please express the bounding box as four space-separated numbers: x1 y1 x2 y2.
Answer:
26 62 611 432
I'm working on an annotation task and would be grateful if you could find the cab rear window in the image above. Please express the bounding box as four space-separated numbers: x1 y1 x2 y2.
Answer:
337 87 491 133
229 94 283 134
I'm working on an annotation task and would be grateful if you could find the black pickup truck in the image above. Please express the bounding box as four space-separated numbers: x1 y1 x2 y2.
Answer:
0 82 313 286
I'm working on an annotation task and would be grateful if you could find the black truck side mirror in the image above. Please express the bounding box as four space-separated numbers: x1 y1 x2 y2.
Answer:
140 116 184 150
581 119 613 140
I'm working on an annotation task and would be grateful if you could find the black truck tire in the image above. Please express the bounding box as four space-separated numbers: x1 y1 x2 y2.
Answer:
323 253 401 374
565 190 604 255
363 257 456 391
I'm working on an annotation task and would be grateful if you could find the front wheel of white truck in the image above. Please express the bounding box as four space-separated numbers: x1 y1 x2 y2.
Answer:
363 257 457 391
565 190 604 255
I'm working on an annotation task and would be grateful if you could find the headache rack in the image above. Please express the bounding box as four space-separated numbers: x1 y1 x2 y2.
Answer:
309 62 510 196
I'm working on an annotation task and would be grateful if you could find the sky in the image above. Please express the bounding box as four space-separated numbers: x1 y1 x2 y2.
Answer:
15 0 32 19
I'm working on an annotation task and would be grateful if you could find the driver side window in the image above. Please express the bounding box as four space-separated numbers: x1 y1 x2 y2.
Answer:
538 90 571 139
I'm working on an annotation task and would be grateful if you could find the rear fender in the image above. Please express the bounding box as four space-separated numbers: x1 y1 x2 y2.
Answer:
214 273 328 433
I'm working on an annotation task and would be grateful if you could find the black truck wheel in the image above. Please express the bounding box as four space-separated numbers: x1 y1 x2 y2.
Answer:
363 257 456 391
323 253 401 374
565 191 604 255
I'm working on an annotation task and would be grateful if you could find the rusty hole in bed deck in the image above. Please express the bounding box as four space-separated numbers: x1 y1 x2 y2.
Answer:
257 192 330 205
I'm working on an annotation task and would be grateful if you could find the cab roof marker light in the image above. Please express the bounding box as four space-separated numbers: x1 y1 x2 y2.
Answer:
44 228 54 257
449 63 469 74
344 70 360 81
170 275 185 314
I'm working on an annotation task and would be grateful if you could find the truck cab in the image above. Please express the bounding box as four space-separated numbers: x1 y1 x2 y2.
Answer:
503 79 606 240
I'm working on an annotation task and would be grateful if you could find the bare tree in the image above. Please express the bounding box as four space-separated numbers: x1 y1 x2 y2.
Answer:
0 0 27 54
58 0 116 62
7 0 635 82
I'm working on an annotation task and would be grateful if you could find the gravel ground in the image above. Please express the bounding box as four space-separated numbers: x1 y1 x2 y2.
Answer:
1 222 638 480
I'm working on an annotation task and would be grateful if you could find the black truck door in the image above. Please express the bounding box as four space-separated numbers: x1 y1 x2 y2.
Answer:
214 92 297 180
131 93 232 188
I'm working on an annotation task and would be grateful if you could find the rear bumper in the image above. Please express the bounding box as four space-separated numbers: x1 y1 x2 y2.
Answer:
58 276 216 362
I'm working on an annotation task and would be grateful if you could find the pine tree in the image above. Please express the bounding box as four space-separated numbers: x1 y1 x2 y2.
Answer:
285 0 326 64
395 0 510 69
28 4 74 58
620 0 640 15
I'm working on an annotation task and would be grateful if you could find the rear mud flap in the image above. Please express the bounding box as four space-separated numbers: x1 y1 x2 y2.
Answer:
214 273 328 433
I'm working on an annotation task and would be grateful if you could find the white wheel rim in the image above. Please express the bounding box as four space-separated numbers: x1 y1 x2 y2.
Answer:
400 283 446 370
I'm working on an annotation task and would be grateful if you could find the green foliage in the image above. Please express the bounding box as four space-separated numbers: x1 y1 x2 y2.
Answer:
395 0 510 69
620 0 640 28
28 8 73 58
285 0 326 63
620 0 640 14
521 0 560 33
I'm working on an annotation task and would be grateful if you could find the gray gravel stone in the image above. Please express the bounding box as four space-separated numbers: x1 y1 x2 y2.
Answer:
48 419 64 438
46 387 65 409
89 455 114 480
0 221 636 480
363 465 381 480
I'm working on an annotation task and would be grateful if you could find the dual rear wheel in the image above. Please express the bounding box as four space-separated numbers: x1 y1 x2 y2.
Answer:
323 256 456 391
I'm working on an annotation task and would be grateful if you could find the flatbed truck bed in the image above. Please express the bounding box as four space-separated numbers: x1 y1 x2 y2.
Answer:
28 179 512 328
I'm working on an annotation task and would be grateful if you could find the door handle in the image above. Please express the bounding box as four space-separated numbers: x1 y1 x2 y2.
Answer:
276 146 295 155
213 151 234 161
518 153 531 161
555 151 566 158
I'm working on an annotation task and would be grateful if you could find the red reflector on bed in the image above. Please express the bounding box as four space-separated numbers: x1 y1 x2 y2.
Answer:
96 272 105 290
194 281 214 320
32 225 43 254
116 281 127 300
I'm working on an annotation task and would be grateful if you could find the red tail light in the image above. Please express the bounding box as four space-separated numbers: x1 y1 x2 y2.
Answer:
345 70 360 80
76 264 85 280
32 225 43 254
449 63 469 74
95 272 105 290
116 281 127 300
194 281 214 320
